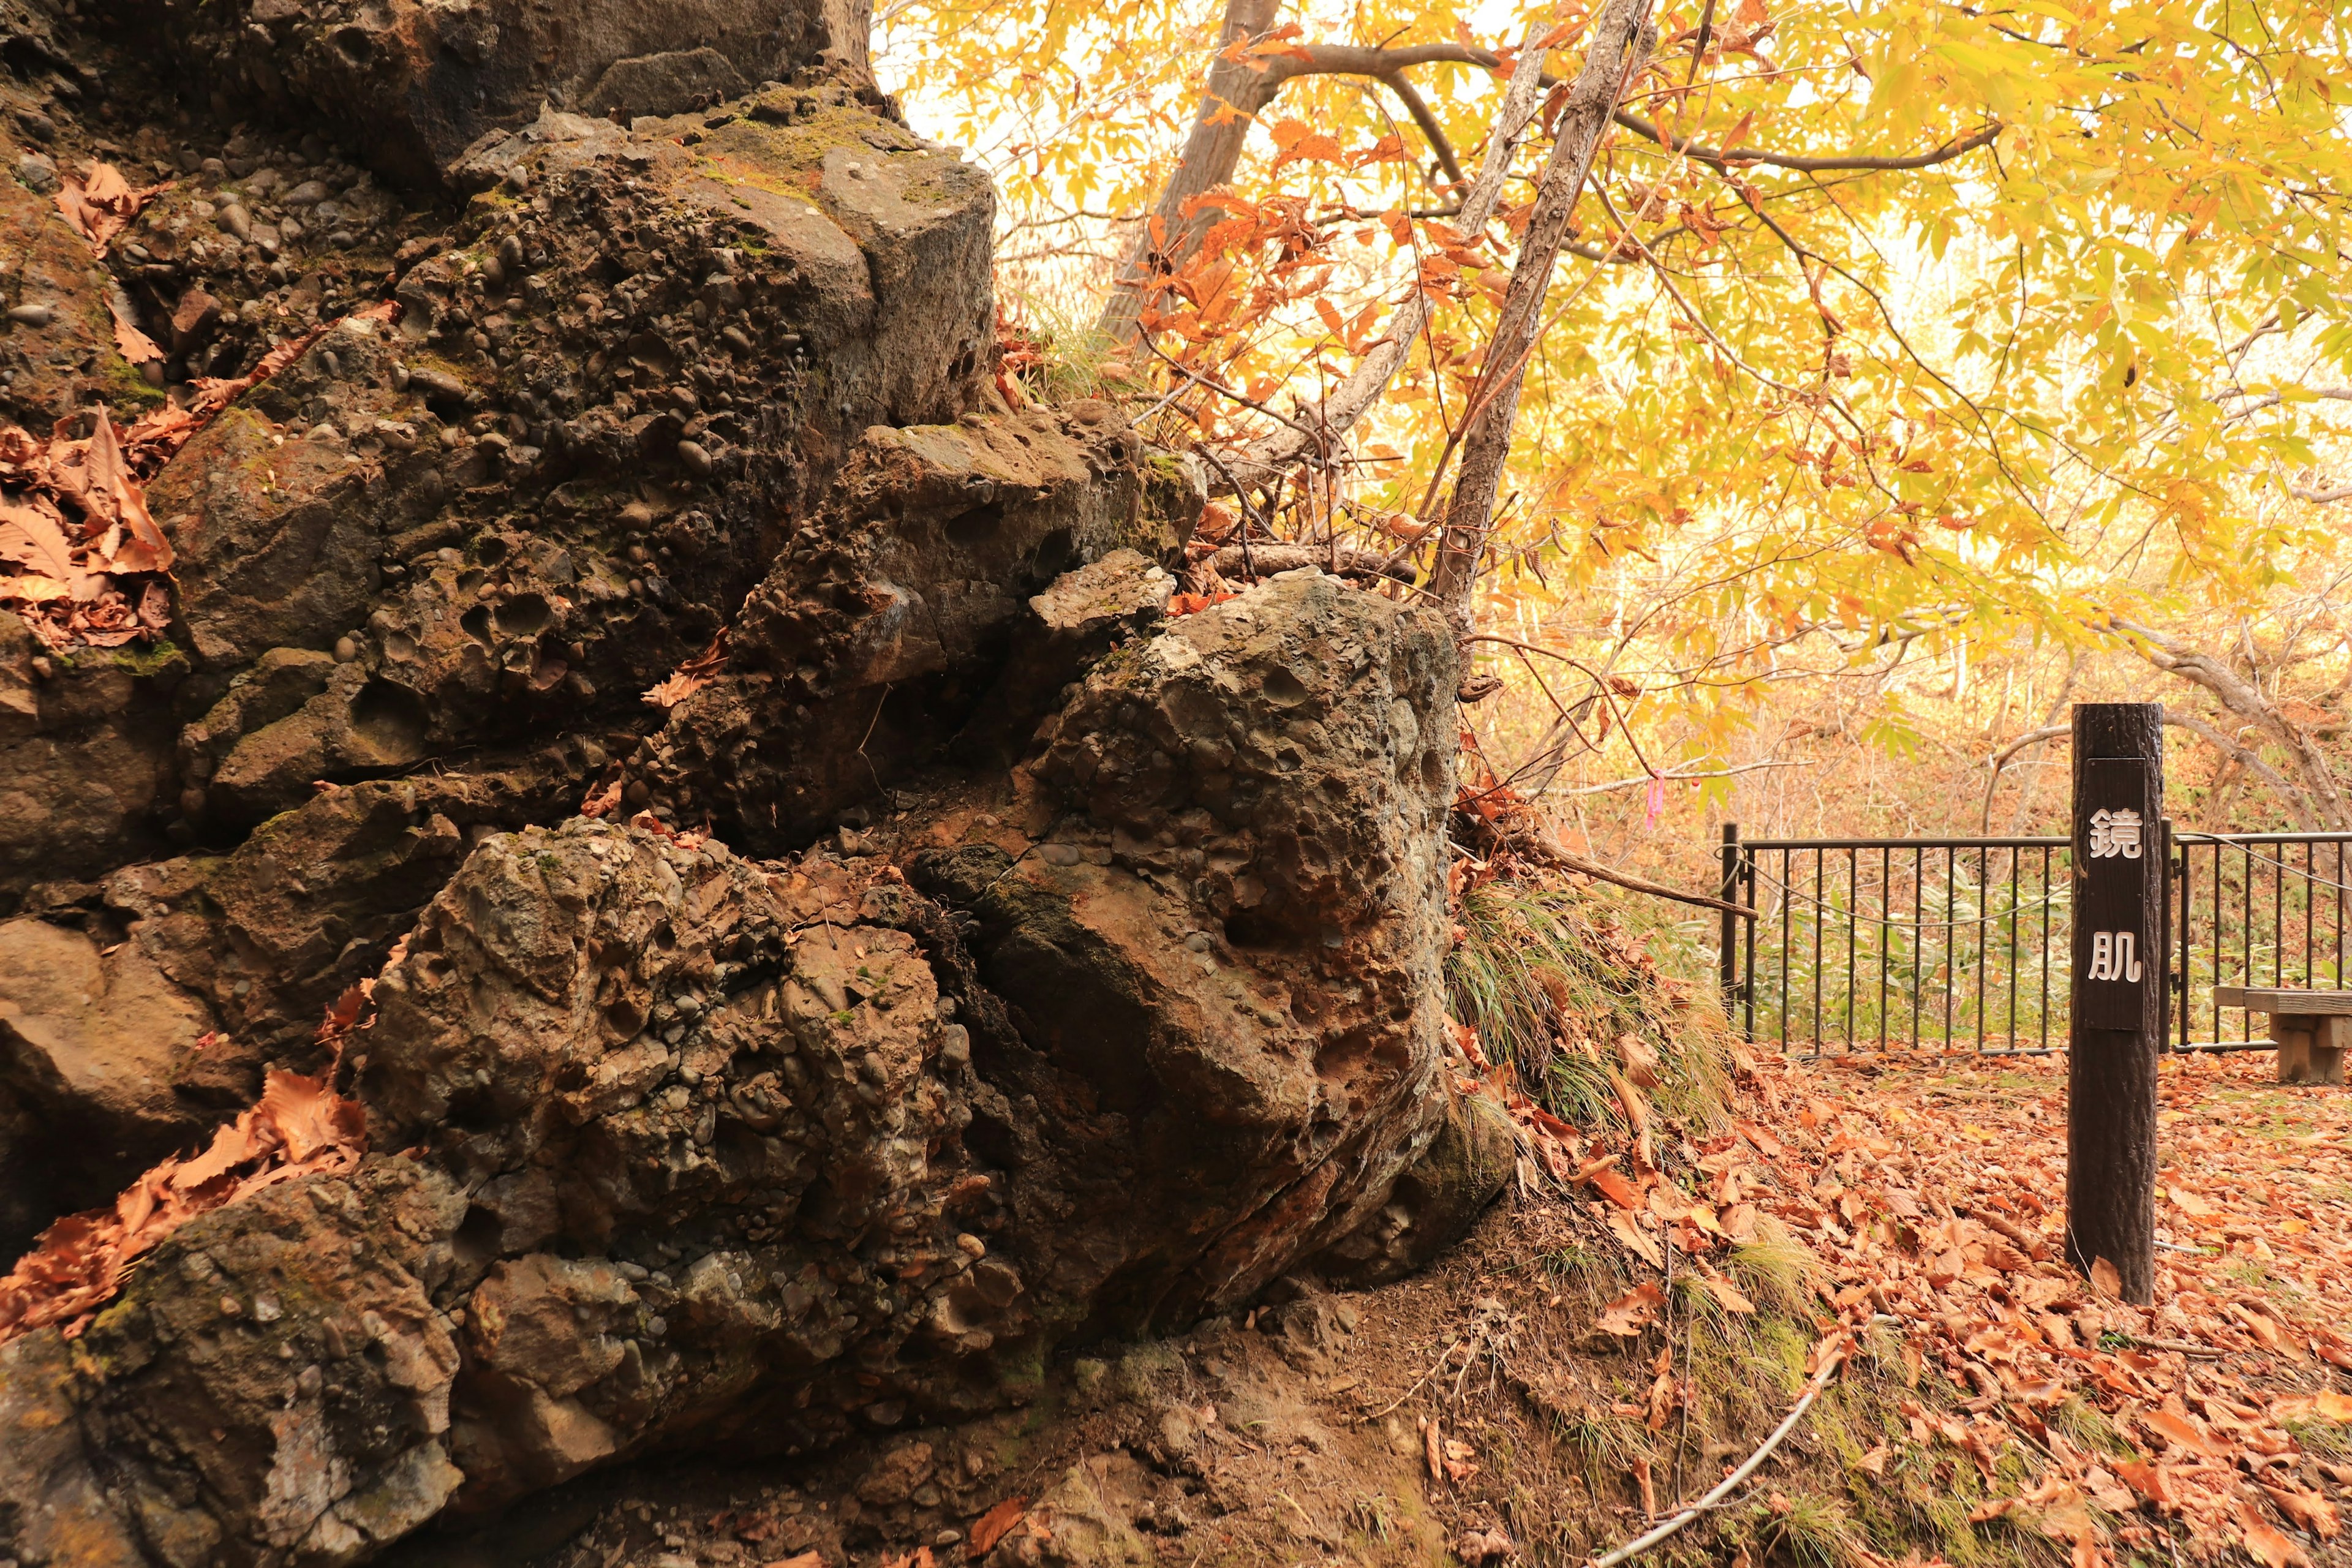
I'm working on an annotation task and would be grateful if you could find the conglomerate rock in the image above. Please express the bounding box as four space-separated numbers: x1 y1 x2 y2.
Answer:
0 7 1488 1563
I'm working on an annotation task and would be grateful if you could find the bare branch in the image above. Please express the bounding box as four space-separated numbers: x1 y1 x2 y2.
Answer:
1613 111 2002 172
1428 0 1657 646
1210 18 1562 493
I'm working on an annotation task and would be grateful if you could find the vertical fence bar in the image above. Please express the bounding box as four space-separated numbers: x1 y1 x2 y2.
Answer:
2177 831 2192 1055
1846 849 1858 1050
2041 844 2053 1052
1743 850 1758 1040
1811 850 1825 1055
1779 850 1792 1049
1882 846 1900 1053
2007 848 2021 1053
1912 849 1926 1048
1719 823 1740 1019
1943 846 1957 1048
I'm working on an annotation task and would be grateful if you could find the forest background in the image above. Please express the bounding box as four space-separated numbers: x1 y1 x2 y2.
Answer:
865 0 2352 910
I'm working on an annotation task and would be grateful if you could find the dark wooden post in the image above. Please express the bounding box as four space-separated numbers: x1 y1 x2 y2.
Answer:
2067 703 2163 1303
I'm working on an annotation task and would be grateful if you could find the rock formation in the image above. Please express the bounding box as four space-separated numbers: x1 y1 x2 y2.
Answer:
0 1 1499 1561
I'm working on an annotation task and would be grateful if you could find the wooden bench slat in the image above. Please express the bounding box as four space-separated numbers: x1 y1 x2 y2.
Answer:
2214 985 2352 1016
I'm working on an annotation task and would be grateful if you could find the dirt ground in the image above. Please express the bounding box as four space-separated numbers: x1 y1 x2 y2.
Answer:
387 1047 2352 1568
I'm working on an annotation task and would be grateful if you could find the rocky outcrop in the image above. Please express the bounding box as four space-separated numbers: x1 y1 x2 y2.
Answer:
0 7 1474 1564
643 409 1197 848
147 0 877 190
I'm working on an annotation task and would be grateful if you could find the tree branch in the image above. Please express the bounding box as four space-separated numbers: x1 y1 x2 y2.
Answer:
1428 0 1657 647
1612 111 2002 172
1209 18 1564 494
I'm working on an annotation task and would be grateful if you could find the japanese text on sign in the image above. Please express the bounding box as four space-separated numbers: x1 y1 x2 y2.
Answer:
2087 809 2143 859
2086 930 2143 983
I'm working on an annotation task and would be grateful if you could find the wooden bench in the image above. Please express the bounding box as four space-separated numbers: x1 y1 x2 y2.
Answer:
2214 986 2350 1085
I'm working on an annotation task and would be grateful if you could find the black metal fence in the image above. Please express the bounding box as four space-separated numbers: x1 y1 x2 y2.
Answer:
1720 823 2352 1057
1719 831 2076 1055
2174 830 2352 1050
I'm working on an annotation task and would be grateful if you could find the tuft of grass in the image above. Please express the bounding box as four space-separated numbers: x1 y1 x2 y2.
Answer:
1752 1491 1865 1567
1727 1216 1824 1316
1447 876 1733 1135
997 292 1145 406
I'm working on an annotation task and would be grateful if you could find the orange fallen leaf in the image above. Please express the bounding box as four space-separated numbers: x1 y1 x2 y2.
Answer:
110 296 162 366
2089 1256 2122 1298
967 1496 1027 1559
1596 1281 1665 1336
2143 1406 2216 1458
644 630 729 709
2242 1518 2310 1568
2264 1485 2340 1540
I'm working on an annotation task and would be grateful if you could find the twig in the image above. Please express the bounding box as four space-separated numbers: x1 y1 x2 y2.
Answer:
1499 822 1756 918
1590 1344 1845 1567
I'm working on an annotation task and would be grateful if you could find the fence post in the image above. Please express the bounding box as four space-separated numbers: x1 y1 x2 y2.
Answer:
2068 703 2163 1305
1720 823 1741 1017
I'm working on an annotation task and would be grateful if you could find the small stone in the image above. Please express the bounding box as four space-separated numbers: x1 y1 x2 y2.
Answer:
503 164 531 192
676 440 714 477
15 152 57 192
333 636 358 663
1184 932 1212 952
5 304 53 328
721 324 755 355
216 202 251 241
282 179 329 206
1038 843 1081 866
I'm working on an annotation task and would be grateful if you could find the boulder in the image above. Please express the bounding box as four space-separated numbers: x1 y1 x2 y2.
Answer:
34 1156 470 1568
142 0 874 190
646 410 1198 848
0 612 181 909
0 915 223 1256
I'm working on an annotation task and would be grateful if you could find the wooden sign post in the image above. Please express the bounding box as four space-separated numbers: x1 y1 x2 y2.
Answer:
2067 703 2162 1304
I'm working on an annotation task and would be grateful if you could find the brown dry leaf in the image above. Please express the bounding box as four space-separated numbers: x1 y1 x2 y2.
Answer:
1439 1436 1480 1484
967 1498 1027 1559
2264 1485 2340 1540
581 775 624 818
1695 1265 1755 1314
1596 1281 1665 1336
2089 1256 2122 1298
0 1065 364 1343
109 295 162 366
1616 1033 1660 1087
764 1555 824 1568
1588 1163 1642 1210
78 414 172 572
54 162 168 253
2144 1404 2217 1458
2242 1518 2310 1568
644 630 731 709
0 497 92 600
880 1550 937 1568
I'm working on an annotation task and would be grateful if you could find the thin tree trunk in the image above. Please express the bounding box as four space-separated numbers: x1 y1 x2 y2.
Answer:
1215 16 1560 493
1427 0 1655 647
1098 0 1287 346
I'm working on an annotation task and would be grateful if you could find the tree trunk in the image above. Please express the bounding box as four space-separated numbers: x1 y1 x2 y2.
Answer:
1427 0 1655 647
1098 0 1288 345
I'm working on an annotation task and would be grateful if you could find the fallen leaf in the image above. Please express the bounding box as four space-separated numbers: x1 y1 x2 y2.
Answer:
2242 1518 2310 1568
2143 1406 2216 1458
967 1497 1028 1559
0 497 92 600
2089 1256 2122 1298
2264 1485 2340 1540
110 296 162 366
764 1555 824 1568
643 630 729 709
1596 1281 1665 1336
